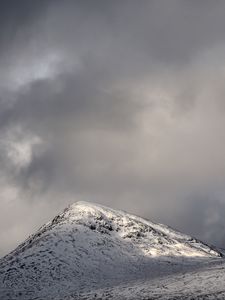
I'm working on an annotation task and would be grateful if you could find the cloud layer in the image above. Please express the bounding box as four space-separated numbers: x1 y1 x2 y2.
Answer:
1 0 225 256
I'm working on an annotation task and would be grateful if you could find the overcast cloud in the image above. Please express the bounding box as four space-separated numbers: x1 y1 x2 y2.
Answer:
1 0 225 256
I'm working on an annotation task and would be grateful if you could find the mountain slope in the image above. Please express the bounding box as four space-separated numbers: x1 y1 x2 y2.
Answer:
0 201 223 300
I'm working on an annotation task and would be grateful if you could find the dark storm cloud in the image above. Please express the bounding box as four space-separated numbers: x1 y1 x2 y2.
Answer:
1 0 225 256
0 1 52 56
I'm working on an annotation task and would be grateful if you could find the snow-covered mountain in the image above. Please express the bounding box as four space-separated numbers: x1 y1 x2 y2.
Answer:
0 201 224 300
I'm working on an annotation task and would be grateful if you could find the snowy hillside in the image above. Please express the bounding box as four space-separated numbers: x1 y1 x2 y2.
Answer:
0 201 224 300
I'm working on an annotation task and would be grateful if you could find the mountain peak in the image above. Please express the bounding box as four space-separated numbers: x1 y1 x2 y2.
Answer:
55 200 113 224
8 200 222 259
67 200 106 213
0 201 222 299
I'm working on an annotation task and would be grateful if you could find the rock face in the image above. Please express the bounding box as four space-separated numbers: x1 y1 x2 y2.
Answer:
0 201 222 300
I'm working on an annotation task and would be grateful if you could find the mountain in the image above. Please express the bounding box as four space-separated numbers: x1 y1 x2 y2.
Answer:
0 201 224 300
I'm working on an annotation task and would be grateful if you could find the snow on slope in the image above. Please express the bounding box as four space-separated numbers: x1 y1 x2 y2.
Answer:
0 201 223 300
75 259 225 300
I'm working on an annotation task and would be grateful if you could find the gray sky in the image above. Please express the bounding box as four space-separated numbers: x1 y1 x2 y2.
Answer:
1 0 225 256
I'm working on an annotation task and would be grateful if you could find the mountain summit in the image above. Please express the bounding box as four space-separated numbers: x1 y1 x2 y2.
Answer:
0 201 222 299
